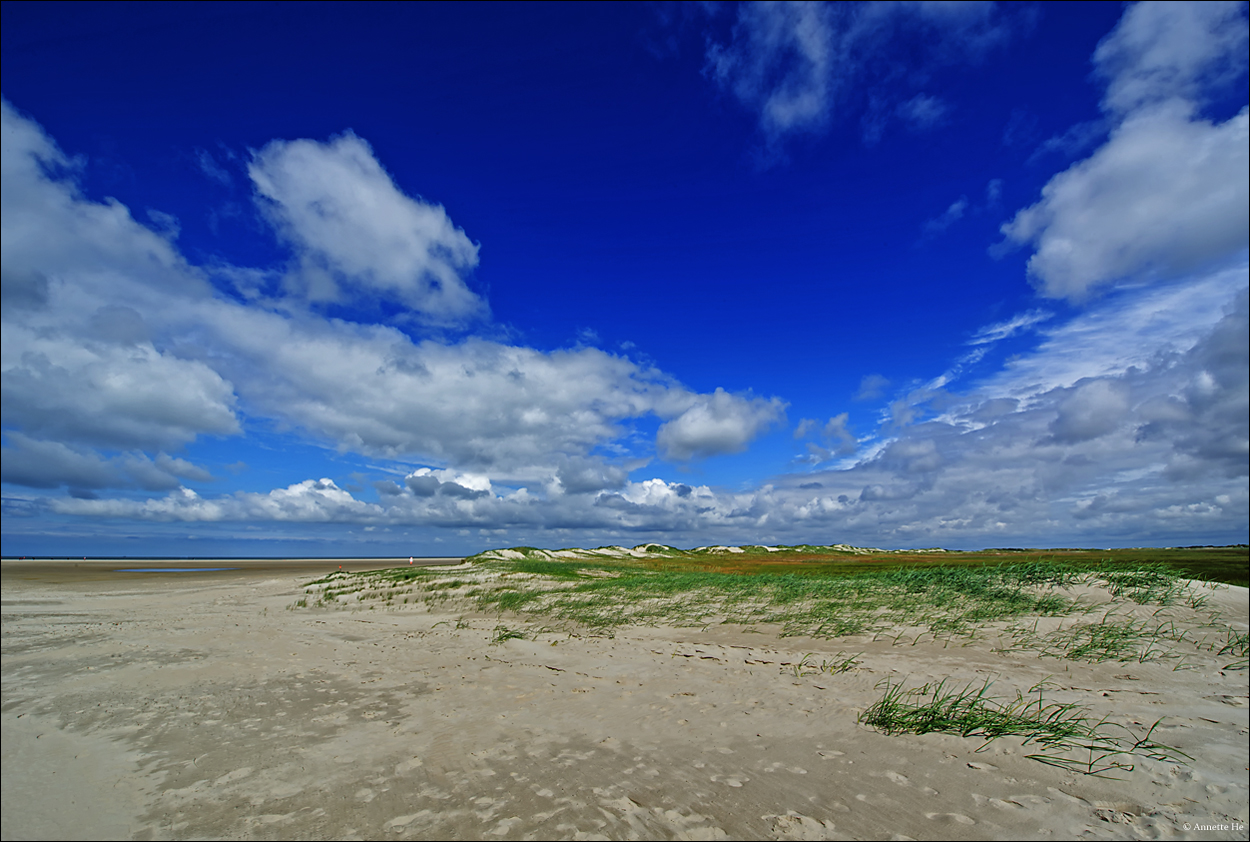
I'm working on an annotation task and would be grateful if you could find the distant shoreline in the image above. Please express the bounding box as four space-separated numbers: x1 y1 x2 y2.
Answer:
0 556 464 562
0 556 465 584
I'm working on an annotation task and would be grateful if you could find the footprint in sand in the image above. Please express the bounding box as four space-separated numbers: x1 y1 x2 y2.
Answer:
214 766 253 786
1093 800 1144 819
1046 787 1089 806
602 797 730 839
880 770 936 795
632 762 660 778
925 812 975 826
765 813 838 840
1093 808 1137 824
383 812 425 831
488 816 523 835
395 756 423 774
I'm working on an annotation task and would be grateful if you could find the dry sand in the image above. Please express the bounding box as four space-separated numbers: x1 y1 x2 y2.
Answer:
2 559 1247 841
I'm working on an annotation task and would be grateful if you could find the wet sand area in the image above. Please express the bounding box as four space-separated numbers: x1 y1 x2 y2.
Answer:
2 559 1247 840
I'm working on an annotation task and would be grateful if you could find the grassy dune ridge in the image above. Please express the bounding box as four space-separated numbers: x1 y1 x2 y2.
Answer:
294 543 1246 777
474 542 1248 585
299 543 1247 659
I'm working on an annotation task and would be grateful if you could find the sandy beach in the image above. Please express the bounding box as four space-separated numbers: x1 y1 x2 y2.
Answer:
2 559 1247 841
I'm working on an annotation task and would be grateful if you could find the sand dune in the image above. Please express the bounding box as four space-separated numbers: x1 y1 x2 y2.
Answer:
2 561 1247 840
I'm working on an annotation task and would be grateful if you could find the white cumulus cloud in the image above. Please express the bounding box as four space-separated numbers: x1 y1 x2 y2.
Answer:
2 102 783 501
1093 0 1249 116
656 388 786 461
249 131 485 323
2 99 241 455
2 323 240 450
0 433 214 492
1002 101 1248 300
1000 1 1250 301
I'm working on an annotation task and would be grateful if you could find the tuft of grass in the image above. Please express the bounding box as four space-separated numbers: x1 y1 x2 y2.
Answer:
1098 566 1189 605
790 651 862 678
859 678 1189 777
821 652 862 674
491 624 528 644
1212 629 1249 670
994 604 1214 665
1041 615 1153 663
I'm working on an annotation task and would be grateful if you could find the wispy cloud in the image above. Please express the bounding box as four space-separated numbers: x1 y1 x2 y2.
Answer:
897 93 949 131
703 1 1014 156
195 147 232 186
704 1 836 153
854 373 889 402
922 179 1004 239
922 196 968 237
794 412 858 464
1026 119 1107 164
968 309 1052 345
978 266 1246 399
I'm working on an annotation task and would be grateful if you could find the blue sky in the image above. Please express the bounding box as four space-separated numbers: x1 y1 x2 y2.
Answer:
2 1 1247 557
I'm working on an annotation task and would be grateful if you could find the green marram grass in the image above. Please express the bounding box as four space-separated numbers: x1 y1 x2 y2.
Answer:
298 546 1244 666
306 558 1079 639
858 678 1190 777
